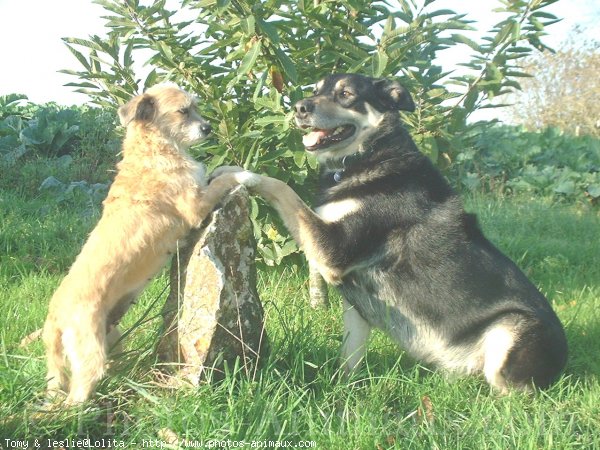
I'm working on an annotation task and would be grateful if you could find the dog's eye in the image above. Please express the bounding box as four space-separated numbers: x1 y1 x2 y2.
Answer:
339 90 354 99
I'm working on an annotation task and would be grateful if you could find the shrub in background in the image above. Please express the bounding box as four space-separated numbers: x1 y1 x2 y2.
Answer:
61 0 560 264
0 100 80 164
0 101 119 195
457 125 600 205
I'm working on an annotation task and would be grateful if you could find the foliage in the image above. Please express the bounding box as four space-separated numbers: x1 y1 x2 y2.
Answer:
0 102 119 216
0 103 117 168
0 94 31 120
504 26 600 137
60 0 561 264
39 174 109 207
455 125 600 205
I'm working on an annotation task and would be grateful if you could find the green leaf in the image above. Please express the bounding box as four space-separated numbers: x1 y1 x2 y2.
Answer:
493 21 516 46
451 34 483 52
485 63 503 82
257 18 280 45
144 70 159 90
554 180 576 196
380 25 411 44
254 115 287 126
64 81 98 89
237 40 262 78
124 41 134 68
464 89 478 111
64 44 92 71
273 48 297 84
63 37 102 51
531 11 558 20
383 15 394 35
371 49 389 77
335 40 370 60
241 15 256 35
511 22 521 40
529 17 544 31
293 151 306 168
157 40 174 60
252 70 269 102
504 70 533 78
587 185 600 199
423 9 457 19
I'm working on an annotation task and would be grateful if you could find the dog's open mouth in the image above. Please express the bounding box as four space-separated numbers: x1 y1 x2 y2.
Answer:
301 125 356 150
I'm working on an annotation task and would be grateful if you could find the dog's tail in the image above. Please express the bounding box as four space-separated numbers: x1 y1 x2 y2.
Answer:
42 319 67 394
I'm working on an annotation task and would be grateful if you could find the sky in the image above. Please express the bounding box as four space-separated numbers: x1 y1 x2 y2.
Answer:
0 0 598 106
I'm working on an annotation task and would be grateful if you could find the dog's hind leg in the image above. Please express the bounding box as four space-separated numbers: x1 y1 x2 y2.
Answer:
105 290 141 356
106 325 123 355
341 299 371 376
482 326 515 393
482 317 567 392
42 321 68 396
62 314 107 404
498 320 567 390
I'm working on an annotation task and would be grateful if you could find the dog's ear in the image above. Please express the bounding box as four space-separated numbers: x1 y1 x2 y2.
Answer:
373 79 415 112
118 94 157 126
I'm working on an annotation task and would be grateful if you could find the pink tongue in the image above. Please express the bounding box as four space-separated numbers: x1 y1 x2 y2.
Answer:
302 130 329 147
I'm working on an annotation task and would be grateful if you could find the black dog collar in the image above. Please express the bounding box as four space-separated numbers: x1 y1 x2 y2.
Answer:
328 151 368 183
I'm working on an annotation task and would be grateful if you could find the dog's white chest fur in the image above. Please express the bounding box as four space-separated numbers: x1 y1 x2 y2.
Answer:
315 199 361 223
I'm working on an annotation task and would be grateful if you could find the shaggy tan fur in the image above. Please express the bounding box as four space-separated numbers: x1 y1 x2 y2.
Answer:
42 85 241 404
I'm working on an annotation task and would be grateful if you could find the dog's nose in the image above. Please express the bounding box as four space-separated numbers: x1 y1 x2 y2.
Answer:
201 123 212 135
294 99 314 119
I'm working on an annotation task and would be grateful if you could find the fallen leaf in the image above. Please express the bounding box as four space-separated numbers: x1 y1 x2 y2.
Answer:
417 395 435 425
158 428 179 446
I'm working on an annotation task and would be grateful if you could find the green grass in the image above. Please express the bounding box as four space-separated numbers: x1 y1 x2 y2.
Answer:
1 163 599 447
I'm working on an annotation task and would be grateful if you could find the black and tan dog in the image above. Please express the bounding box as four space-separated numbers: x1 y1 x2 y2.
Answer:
225 73 567 391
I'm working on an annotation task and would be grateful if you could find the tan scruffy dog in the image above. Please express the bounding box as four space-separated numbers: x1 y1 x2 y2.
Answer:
43 84 241 404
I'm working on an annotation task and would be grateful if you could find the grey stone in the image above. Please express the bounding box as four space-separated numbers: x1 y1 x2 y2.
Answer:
158 186 268 383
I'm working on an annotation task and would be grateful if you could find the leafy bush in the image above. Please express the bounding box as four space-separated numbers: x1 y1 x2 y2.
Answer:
61 0 560 263
456 125 600 205
0 94 32 120
0 102 119 200
39 174 109 208
1 106 83 165
0 104 111 164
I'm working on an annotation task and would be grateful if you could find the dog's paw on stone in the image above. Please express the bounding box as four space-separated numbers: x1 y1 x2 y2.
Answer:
234 171 261 188
209 165 245 181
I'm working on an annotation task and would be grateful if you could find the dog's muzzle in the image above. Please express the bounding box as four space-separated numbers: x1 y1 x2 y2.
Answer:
294 99 356 151
295 99 314 121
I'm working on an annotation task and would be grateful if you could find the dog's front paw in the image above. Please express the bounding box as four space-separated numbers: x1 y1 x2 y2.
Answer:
209 165 245 181
233 170 262 188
